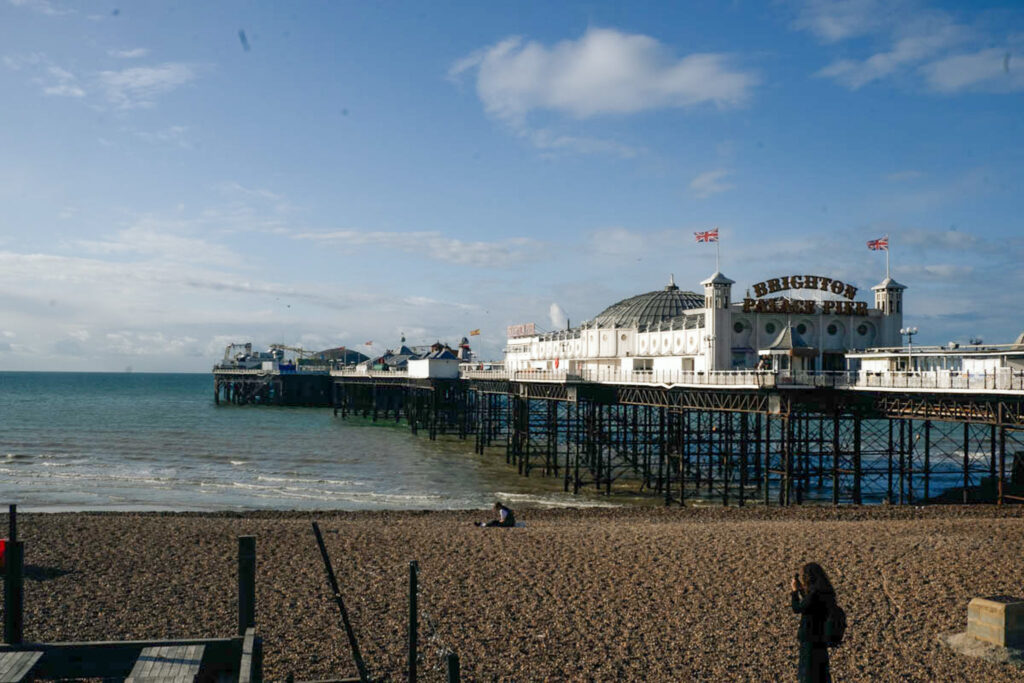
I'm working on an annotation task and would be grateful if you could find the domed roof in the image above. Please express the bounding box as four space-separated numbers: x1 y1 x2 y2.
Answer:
590 281 704 327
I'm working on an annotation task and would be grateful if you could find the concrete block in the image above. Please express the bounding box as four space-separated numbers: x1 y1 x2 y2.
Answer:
967 597 1024 648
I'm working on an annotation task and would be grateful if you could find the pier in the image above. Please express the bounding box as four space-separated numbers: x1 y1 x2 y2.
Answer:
302 365 1024 506
210 361 1024 507
213 266 1024 506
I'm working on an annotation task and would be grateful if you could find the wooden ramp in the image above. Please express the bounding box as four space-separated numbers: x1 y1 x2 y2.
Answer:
2 527 262 683
126 644 205 683
0 651 42 683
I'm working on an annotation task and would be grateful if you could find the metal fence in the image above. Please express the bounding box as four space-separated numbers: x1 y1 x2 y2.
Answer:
456 367 1024 393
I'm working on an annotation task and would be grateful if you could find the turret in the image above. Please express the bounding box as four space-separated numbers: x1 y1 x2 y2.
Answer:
701 271 734 310
871 277 906 345
700 271 735 371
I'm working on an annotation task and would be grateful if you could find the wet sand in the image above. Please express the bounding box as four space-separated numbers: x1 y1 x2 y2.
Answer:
6 505 1024 681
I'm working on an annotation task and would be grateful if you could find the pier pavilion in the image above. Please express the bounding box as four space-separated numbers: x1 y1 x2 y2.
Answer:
503 269 905 376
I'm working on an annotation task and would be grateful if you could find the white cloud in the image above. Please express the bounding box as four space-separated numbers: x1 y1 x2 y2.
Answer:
885 170 923 182
4 55 87 97
451 28 756 122
9 0 70 16
816 13 968 89
899 228 982 251
42 83 85 97
796 1 1023 95
922 48 1024 93
41 65 85 97
689 169 735 199
899 263 974 280
792 0 898 43
527 128 640 158
109 48 149 59
98 62 196 108
291 229 546 269
134 125 192 149
75 225 245 268
218 181 285 203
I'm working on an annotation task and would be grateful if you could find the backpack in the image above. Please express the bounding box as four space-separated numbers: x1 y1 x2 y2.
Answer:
824 601 847 647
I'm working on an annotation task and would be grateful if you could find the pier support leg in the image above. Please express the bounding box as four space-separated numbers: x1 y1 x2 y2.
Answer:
853 416 862 505
739 413 748 507
832 411 840 506
924 420 931 503
998 422 1006 505
963 422 970 504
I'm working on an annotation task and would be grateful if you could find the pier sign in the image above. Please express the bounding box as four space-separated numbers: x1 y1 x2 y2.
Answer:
507 322 537 338
742 298 868 315
751 275 857 300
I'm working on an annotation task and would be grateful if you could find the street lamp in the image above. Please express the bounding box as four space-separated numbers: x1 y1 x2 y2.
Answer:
900 326 919 372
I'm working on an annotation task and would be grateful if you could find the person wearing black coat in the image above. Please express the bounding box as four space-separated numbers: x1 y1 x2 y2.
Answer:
790 562 836 683
476 501 516 527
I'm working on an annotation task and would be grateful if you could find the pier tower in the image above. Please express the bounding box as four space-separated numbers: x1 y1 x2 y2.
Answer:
701 270 734 371
871 276 906 344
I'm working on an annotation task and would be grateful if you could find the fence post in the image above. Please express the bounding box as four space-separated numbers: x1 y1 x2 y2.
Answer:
409 560 419 683
238 536 256 635
446 652 460 683
8 504 16 542
4 540 24 644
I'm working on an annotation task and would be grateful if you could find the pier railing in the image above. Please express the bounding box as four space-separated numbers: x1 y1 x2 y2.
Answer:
213 365 332 375
846 368 1024 393
455 367 1024 393
459 368 777 387
330 368 410 378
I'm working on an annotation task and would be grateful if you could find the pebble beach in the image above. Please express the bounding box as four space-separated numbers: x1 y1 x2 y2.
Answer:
6 505 1024 681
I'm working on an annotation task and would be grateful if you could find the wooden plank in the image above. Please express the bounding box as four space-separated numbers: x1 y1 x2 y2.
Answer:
0 651 43 682
129 647 155 681
238 628 256 683
153 646 169 680
127 644 204 683
0 652 26 681
0 652 17 680
0 653 16 681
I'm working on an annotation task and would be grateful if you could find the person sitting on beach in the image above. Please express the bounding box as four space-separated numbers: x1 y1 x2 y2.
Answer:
476 501 516 527
791 562 837 683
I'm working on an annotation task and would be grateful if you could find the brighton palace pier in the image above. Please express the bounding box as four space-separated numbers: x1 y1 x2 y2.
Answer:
214 268 1024 506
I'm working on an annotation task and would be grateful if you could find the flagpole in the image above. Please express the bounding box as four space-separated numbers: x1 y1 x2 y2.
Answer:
886 235 890 279
716 226 720 272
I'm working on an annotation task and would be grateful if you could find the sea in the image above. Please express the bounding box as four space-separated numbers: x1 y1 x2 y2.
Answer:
0 372 614 513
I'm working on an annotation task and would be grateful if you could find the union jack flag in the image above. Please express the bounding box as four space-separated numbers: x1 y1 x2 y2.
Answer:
867 236 889 251
694 228 719 243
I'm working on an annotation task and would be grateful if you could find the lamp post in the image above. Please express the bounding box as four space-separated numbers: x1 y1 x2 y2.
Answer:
900 326 919 372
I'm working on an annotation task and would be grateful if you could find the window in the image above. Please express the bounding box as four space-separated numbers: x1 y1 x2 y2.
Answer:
765 322 776 335
857 324 868 336
797 323 807 335
827 323 838 335
733 321 744 333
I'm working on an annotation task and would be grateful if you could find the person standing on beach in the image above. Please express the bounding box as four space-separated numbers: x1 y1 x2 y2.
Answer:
791 562 836 683
477 501 516 527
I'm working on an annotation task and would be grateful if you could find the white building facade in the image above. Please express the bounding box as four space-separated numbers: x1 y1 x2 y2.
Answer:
504 271 906 374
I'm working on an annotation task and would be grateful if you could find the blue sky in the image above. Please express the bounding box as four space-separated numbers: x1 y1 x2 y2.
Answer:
1 0 1022 371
